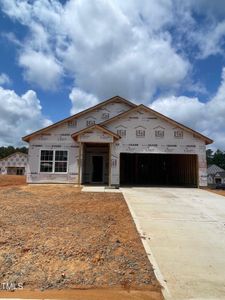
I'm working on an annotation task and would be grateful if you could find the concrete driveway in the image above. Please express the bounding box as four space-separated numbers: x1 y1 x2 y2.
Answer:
121 188 225 300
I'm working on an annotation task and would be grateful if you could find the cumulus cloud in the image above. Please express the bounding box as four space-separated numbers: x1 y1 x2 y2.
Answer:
0 87 52 145
1 0 189 100
69 88 99 114
151 68 225 149
1 0 225 148
19 50 62 90
0 73 11 85
1 0 225 93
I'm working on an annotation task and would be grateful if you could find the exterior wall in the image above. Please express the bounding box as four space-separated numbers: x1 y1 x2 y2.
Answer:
27 101 131 183
105 108 207 186
0 153 28 175
27 102 208 186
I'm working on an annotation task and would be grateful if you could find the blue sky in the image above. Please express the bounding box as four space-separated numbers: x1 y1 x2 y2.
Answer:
0 0 225 149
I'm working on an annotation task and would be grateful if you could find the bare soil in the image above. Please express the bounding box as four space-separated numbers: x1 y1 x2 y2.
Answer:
0 180 163 299
0 175 26 187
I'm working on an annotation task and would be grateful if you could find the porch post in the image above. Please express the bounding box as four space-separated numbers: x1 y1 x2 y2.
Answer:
109 142 112 186
78 142 83 186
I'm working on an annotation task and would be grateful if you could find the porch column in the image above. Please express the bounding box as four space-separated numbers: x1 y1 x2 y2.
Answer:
78 142 83 185
109 143 112 186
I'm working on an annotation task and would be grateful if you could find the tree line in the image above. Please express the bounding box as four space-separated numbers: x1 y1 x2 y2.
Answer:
206 149 225 169
0 146 28 159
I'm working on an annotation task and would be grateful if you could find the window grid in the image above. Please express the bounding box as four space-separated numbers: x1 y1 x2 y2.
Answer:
55 151 68 173
40 150 68 173
40 150 53 173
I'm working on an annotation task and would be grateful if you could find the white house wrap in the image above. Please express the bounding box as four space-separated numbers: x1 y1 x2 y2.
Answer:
22 96 213 186
0 152 28 175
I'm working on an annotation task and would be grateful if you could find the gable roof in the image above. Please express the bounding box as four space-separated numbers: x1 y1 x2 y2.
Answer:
0 152 28 161
101 104 213 145
22 96 136 142
218 171 225 178
71 124 121 141
207 164 225 175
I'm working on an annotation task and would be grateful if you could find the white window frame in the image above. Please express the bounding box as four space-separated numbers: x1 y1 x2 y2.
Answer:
39 149 69 174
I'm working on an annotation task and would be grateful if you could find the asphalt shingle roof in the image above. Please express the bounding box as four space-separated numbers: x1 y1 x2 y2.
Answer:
207 164 225 175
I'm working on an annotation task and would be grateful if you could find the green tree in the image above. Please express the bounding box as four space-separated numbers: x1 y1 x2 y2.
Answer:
213 149 225 169
206 149 214 166
0 146 28 159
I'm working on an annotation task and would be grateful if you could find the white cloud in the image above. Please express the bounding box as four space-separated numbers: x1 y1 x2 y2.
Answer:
69 88 99 114
1 0 189 99
1 0 225 149
19 50 62 90
0 73 11 85
0 87 52 145
151 67 225 149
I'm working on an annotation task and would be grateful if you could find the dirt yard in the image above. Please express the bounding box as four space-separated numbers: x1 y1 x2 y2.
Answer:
0 175 26 187
0 179 163 299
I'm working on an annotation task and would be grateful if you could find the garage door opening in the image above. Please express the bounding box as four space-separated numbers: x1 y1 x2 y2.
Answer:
120 153 198 187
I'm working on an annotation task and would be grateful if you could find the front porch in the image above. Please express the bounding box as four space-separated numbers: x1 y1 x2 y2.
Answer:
82 143 110 185
71 124 120 186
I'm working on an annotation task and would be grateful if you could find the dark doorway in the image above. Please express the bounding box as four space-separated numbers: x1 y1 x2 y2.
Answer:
120 153 198 187
92 156 103 182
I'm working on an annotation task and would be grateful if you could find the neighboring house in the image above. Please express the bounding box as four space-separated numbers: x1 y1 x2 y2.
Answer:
207 164 225 186
22 96 213 187
0 152 28 175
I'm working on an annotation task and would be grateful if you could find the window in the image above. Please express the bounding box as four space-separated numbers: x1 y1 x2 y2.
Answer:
136 129 145 137
155 130 164 138
86 120 95 126
40 150 68 173
67 120 77 128
174 130 183 138
117 129 126 137
55 151 68 173
102 113 109 120
40 150 53 172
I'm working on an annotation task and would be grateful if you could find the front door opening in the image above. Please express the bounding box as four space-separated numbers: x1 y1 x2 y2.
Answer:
92 155 103 182
82 143 109 184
